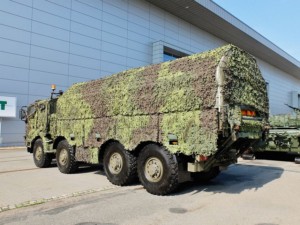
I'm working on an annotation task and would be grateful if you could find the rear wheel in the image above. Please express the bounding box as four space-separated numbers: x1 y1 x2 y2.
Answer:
103 142 137 186
56 140 77 174
33 139 52 168
192 166 220 182
137 144 178 195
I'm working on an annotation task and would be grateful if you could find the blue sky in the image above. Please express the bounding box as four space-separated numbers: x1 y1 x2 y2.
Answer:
213 0 300 61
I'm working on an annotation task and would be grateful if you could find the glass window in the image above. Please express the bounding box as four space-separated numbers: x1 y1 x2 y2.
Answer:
163 52 179 61
163 46 188 62
27 105 36 117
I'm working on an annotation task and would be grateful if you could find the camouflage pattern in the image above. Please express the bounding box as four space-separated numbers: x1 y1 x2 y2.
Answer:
254 113 300 154
24 44 268 164
269 114 300 128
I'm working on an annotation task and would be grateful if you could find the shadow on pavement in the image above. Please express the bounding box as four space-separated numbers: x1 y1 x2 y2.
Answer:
254 151 299 162
75 162 284 196
175 163 283 196
49 160 101 174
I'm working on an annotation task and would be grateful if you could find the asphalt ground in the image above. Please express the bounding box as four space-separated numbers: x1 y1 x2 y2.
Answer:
0 147 117 211
0 149 300 225
1 148 300 225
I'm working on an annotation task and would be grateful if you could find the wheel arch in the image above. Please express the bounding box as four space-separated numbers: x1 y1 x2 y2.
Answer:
134 141 161 156
98 140 162 164
28 136 42 153
53 136 66 150
98 139 120 164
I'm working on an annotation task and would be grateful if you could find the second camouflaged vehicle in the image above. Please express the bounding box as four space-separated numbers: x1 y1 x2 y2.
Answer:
20 44 269 195
246 105 300 163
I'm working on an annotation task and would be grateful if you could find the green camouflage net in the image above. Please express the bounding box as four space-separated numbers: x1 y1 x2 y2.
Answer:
269 114 300 128
51 44 268 156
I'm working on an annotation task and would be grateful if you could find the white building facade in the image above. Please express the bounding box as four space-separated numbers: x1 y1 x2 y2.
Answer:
0 0 299 146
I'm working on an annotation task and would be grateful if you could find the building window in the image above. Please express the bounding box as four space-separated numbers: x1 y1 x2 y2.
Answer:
152 41 191 64
291 91 300 109
163 46 188 62
163 52 178 61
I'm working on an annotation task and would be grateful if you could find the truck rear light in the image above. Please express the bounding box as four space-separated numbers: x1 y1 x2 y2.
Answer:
241 109 256 117
196 155 208 161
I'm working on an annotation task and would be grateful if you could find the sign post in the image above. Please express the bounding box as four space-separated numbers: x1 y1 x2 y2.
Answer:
0 96 17 145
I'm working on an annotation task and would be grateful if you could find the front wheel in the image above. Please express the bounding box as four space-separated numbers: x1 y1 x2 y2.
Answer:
137 144 178 195
33 139 52 168
56 140 77 174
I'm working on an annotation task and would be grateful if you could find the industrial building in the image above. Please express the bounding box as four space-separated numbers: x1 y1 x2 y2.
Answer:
0 0 300 146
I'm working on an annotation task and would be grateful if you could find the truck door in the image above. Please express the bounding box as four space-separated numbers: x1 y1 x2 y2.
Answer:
47 98 58 134
36 102 48 134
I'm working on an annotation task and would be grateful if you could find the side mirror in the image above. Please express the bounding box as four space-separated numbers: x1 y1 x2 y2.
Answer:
19 106 27 122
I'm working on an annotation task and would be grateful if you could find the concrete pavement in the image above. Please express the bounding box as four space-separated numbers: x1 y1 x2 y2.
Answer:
0 148 118 211
1 155 300 225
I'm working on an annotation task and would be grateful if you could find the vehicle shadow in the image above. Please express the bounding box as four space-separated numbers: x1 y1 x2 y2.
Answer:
50 160 101 174
75 165 101 174
175 163 284 196
255 151 299 162
61 160 284 196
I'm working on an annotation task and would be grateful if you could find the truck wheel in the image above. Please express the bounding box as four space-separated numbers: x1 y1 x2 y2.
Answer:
33 139 52 168
137 144 178 195
192 166 220 182
56 140 77 174
103 142 137 186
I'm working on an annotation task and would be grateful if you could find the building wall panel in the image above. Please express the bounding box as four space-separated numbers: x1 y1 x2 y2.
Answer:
258 59 300 115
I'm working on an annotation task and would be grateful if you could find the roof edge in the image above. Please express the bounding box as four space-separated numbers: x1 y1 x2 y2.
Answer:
146 0 300 78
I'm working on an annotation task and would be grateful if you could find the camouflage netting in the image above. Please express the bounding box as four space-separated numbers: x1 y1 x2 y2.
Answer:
26 99 49 139
269 114 300 128
55 44 268 156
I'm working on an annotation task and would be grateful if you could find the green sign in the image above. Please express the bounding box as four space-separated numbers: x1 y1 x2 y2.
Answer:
0 101 7 110
0 97 17 118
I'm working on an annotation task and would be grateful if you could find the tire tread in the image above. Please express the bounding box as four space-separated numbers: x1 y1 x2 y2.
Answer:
138 144 178 195
56 140 77 174
33 138 52 168
104 142 137 186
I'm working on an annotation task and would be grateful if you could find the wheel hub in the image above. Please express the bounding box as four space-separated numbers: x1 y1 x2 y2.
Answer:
59 149 68 166
35 146 43 161
145 157 163 182
109 152 123 174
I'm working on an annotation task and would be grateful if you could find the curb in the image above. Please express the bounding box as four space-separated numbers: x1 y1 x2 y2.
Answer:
0 185 118 213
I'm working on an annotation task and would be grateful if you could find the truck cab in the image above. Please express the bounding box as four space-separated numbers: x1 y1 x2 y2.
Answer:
20 86 62 167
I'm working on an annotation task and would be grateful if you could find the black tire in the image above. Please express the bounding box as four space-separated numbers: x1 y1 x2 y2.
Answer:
56 140 77 174
33 138 52 168
137 144 178 195
192 166 220 182
103 142 137 186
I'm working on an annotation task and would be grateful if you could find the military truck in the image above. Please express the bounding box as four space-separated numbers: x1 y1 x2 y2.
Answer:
244 105 300 163
20 44 269 195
